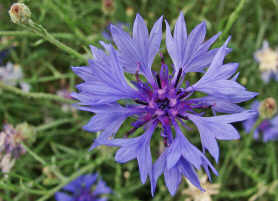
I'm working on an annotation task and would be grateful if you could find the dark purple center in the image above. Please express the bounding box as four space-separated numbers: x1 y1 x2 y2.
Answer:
128 62 203 146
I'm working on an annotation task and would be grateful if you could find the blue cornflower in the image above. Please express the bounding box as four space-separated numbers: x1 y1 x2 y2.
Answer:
55 174 111 201
72 13 257 195
243 101 278 142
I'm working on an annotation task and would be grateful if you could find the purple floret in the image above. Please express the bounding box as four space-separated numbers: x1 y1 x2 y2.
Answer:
55 174 111 201
72 12 257 195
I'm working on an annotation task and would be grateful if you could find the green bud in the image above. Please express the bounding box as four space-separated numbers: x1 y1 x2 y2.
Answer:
259 97 277 119
102 0 115 15
9 3 31 24
15 122 36 144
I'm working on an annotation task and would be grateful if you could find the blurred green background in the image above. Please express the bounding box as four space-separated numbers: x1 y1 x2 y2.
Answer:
0 0 278 200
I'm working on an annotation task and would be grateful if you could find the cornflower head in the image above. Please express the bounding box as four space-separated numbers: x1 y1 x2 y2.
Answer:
254 41 278 83
55 174 111 201
243 99 278 142
0 123 34 173
72 13 257 195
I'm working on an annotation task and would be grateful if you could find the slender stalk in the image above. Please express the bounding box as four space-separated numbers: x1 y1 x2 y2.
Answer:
0 31 74 40
217 186 258 198
0 82 75 104
0 182 47 195
219 0 247 41
19 20 86 63
36 118 77 132
22 143 66 180
22 143 47 166
245 118 263 148
24 73 73 84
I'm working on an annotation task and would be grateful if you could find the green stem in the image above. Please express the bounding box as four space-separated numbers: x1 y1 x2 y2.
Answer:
246 118 263 148
22 143 47 166
0 31 74 40
24 73 73 84
0 82 75 104
22 143 66 180
22 21 86 63
0 182 47 195
37 159 105 201
220 0 247 40
218 186 257 198
36 118 78 132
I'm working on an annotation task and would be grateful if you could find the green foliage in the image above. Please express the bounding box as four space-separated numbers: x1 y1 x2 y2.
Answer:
0 0 278 200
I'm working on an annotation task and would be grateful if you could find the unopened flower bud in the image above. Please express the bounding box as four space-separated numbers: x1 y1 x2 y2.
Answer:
126 7 134 17
15 122 36 144
102 0 115 15
9 3 31 24
259 97 277 119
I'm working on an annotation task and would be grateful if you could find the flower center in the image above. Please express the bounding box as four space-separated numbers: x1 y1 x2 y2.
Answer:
128 64 196 146
157 98 170 110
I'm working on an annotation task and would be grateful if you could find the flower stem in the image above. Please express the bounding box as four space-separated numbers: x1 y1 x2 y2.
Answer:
0 30 74 40
245 118 263 148
36 118 78 132
21 20 87 63
22 143 47 166
0 82 75 104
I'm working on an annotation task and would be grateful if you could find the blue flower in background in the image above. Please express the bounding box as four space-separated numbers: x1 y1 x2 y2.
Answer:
55 174 111 201
0 48 10 65
254 41 278 83
72 12 257 195
243 101 278 142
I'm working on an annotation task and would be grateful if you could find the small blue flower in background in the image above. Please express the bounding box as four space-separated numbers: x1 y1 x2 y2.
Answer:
0 49 10 65
55 174 111 201
72 12 257 195
243 100 278 142
254 41 278 83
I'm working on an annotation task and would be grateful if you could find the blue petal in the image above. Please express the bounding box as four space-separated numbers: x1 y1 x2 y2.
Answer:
111 14 163 82
93 180 111 195
177 159 204 191
188 113 250 162
107 124 156 184
55 192 74 201
183 21 207 69
165 13 221 75
165 12 187 72
151 148 169 195
186 48 219 73
193 96 244 113
263 126 278 142
164 166 181 196
73 45 139 105
115 144 138 163
83 174 98 189
194 80 258 103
